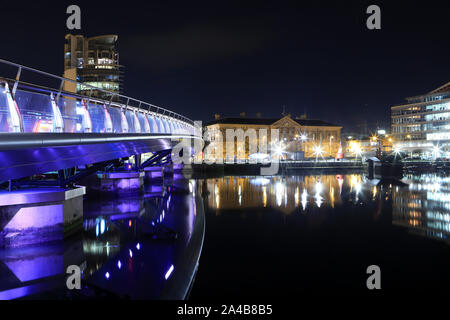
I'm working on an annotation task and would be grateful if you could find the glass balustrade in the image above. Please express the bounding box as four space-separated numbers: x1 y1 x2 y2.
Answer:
0 84 195 135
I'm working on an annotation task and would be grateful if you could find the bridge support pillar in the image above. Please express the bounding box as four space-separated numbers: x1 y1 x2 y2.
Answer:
144 166 164 182
0 186 85 248
95 171 145 195
163 163 174 177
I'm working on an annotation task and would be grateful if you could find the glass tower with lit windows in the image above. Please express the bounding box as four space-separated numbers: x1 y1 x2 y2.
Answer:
64 34 122 99
391 82 450 157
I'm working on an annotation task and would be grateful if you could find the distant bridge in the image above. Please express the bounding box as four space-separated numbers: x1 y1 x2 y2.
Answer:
0 59 201 182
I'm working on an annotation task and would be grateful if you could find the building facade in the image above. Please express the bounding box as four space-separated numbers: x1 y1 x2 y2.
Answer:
345 133 393 158
391 82 450 157
204 114 342 162
64 34 122 99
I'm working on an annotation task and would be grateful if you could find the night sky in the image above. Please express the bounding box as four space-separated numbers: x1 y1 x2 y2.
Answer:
1 0 449 133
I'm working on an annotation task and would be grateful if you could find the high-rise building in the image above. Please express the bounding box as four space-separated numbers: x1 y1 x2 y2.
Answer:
391 82 450 157
64 34 122 99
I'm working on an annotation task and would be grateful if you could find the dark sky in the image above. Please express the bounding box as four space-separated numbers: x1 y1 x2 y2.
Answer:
1 0 449 133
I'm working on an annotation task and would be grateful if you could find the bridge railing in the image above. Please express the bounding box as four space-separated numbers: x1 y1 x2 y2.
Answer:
0 58 196 136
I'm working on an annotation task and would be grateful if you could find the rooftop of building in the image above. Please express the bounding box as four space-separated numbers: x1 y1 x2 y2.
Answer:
405 81 450 103
204 116 341 127
65 34 118 43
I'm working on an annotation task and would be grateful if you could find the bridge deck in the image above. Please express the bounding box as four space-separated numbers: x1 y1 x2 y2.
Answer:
0 133 198 182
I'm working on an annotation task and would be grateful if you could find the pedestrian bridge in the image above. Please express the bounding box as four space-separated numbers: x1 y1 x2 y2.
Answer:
0 59 200 182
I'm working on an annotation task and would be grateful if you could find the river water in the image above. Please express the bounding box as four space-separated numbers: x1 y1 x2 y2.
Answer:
1 172 449 299
191 172 450 298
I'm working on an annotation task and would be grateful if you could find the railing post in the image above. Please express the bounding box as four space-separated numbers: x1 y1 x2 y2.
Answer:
86 89 93 106
109 94 115 108
55 79 64 103
11 66 22 98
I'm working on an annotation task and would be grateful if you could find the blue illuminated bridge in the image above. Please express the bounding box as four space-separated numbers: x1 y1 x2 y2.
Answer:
0 59 201 182
0 59 204 300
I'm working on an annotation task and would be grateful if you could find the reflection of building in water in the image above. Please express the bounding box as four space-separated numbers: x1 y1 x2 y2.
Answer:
392 174 450 243
204 174 366 214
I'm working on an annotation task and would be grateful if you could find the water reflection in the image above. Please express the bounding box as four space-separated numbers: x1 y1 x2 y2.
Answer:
0 177 201 299
3 171 450 299
200 173 450 245
393 173 450 243
202 174 368 215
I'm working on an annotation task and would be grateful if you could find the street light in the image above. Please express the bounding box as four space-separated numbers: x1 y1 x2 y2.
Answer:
432 145 441 160
313 144 324 162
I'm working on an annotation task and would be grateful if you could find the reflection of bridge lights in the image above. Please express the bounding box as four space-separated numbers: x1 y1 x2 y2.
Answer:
129 249 133 258
117 260 122 269
136 243 141 250
105 272 110 279
165 265 175 280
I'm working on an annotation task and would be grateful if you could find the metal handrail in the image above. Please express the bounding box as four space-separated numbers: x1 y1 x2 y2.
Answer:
0 58 194 126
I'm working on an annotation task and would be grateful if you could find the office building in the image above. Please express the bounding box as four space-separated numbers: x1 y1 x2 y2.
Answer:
64 34 122 99
391 82 450 157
